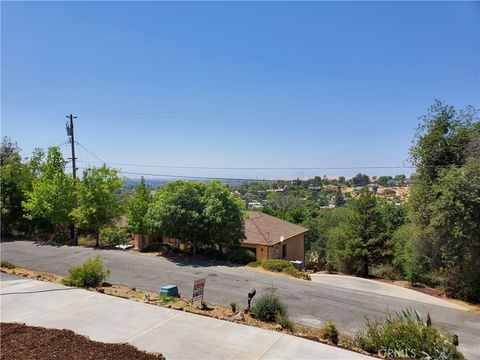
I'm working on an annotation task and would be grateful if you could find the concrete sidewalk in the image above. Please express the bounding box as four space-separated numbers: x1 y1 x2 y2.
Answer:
0 273 372 360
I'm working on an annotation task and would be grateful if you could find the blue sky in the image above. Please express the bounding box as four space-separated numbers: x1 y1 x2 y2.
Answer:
2 1 479 180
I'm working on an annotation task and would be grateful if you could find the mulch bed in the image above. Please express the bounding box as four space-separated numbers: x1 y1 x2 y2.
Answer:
1 323 165 360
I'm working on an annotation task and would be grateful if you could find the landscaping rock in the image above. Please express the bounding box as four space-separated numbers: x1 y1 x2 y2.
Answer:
233 312 245 321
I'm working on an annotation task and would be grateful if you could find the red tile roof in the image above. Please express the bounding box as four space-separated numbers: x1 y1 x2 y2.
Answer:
243 211 308 246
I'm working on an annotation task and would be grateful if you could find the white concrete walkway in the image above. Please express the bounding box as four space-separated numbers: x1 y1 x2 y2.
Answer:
0 273 372 360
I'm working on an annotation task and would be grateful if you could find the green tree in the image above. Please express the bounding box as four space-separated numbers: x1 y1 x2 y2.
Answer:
427 161 480 301
342 189 384 276
333 186 346 207
376 176 393 187
23 147 73 240
201 180 245 251
352 173 370 187
146 180 206 254
0 138 31 236
72 165 123 247
126 177 151 242
304 207 350 270
409 101 479 299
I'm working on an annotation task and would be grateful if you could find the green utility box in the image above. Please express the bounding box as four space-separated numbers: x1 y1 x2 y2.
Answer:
159 285 179 297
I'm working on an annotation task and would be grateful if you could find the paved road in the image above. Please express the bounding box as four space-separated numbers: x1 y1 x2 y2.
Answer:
2 240 479 359
1 273 372 360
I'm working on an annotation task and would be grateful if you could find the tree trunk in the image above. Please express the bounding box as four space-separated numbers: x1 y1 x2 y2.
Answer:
95 232 100 248
362 254 369 277
193 235 197 256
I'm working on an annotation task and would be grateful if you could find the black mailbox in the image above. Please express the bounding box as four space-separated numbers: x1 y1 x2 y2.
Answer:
247 288 256 311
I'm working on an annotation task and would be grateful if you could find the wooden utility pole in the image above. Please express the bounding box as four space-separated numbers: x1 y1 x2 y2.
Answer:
66 114 78 245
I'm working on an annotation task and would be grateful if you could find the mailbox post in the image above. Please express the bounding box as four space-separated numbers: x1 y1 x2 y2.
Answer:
247 289 256 311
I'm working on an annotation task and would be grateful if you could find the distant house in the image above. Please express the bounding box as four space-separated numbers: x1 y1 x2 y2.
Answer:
266 188 285 193
131 211 309 263
248 200 262 209
241 211 308 262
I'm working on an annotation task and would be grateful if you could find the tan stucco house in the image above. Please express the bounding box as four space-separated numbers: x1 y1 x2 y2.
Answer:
241 211 308 262
131 211 308 263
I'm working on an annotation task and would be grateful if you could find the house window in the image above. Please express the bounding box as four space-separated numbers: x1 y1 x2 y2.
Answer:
282 244 287 259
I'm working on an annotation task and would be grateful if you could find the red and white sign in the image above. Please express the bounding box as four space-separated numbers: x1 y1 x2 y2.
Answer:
192 278 206 303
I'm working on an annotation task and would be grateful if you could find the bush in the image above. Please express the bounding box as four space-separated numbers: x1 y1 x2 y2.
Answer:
0 261 15 269
262 259 293 272
282 265 311 280
158 295 178 304
321 320 339 344
230 301 237 313
247 260 262 268
251 292 287 322
276 314 294 331
61 256 111 288
354 308 463 359
228 248 256 264
99 226 130 246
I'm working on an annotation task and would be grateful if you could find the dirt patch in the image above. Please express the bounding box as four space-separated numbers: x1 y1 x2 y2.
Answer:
374 278 480 312
1 322 164 360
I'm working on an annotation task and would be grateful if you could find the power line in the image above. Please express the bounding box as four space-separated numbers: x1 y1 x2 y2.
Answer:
75 141 108 164
2 115 65 130
76 167 275 182
76 159 415 170
85 72 477 120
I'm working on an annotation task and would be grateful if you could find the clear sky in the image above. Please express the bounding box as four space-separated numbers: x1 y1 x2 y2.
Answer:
2 1 479 180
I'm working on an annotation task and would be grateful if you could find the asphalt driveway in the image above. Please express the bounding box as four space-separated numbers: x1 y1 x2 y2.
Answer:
1 240 479 359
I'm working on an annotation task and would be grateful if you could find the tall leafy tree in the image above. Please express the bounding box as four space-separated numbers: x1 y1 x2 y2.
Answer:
427 161 480 301
352 173 370 187
333 186 346 207
72 165 123 246
409 101 480 300
126 177 151 242
146 180 206 254
342 189 383 276
23 146 73 239
201 180 245 251
0 138 31 235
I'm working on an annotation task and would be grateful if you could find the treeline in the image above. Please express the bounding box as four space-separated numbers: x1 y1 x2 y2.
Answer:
305 101 480 302
1 143 124 245
0 142 245 253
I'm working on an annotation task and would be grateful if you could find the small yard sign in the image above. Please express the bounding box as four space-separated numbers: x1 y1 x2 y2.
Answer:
192 278 206 303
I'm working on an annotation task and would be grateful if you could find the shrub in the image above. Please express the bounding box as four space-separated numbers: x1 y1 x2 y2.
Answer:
321 320 339 344
247 260 262 268
78 235 95 247
158 295 178 304
251 292 287 322
230 301 237 313
0 261 15 269
228 248 256 264
276 314 294 331
282 265 311 280
61 256 111 288
262 259 292 272
99 226 130 246
354 308 463 359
